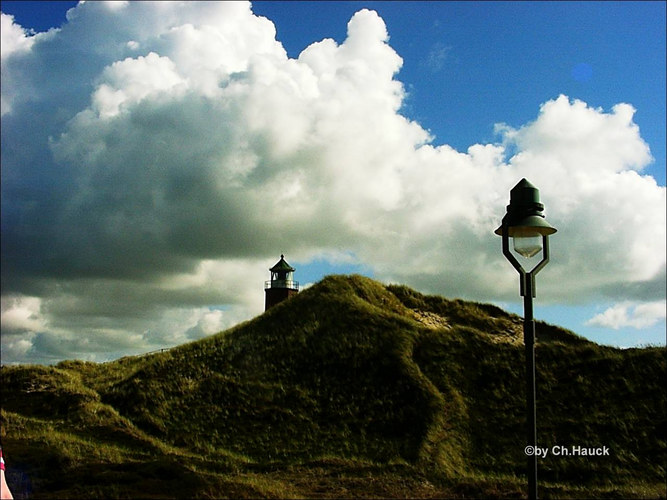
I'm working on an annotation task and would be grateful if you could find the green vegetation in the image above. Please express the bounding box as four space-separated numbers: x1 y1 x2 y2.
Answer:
1 275 665 498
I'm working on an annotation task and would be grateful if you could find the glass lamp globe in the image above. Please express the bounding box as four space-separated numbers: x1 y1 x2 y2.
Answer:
513 234 543 258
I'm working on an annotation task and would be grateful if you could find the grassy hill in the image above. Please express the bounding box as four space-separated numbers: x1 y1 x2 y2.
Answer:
1 274 665 498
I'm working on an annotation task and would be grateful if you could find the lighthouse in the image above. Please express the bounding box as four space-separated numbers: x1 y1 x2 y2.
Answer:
264 255 299 310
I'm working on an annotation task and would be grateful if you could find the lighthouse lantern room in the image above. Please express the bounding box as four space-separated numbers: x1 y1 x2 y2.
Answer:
264 255 299 310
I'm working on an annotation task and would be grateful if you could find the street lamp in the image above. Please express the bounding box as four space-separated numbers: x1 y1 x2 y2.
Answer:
495 178 557 500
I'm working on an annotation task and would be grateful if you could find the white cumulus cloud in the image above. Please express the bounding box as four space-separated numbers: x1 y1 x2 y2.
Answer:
1 2 664 364
586 301 667 330
1 12 34 58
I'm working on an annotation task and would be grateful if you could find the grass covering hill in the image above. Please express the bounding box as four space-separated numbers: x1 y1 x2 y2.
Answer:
1 274 665 498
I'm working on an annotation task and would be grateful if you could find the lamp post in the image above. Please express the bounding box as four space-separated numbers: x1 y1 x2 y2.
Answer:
495 179 557 500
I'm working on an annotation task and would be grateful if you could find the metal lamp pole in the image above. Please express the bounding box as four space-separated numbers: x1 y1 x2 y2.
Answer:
495 179 556 500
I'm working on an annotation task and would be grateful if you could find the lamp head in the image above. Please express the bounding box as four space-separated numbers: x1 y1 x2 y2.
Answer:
495 179 557 257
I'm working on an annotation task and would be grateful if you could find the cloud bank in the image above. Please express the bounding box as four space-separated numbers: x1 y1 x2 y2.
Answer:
1 2 664 363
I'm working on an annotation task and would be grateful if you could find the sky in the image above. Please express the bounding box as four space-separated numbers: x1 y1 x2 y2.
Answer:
1 1 665 365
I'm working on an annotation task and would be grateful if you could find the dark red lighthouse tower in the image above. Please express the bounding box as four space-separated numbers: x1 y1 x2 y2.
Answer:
264 255 299 310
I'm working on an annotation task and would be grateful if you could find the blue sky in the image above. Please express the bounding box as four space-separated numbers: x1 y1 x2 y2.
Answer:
253 1 667 185
1 1 665 363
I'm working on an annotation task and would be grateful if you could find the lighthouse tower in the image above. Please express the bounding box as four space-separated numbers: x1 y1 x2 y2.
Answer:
264 255 299 310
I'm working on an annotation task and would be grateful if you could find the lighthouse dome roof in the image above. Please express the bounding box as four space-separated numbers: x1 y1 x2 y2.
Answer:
269 254 295 272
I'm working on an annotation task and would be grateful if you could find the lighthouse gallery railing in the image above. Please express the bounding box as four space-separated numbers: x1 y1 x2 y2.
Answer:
265 279 299 290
